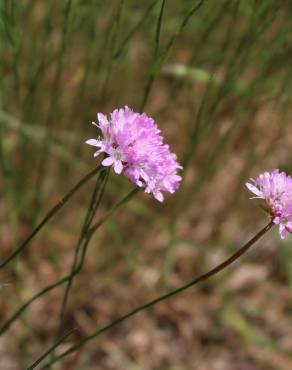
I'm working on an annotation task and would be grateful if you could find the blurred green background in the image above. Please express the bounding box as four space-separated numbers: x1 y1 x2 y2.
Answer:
0 0 292 369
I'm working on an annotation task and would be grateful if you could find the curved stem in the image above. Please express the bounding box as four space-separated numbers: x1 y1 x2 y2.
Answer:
139 0 205 111
0 275 70 335
26 329 75 370
0 165 102 269
0 188 139 335
42 220 274 368
55 168 109 343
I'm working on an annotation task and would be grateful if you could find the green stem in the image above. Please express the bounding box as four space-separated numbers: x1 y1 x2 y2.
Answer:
0 188 139 335
139 0 166 111
100 0 124 102
140 0 205 110
26 329 75 370
113 1 157 59
0 165 102 269
55 168 109 339
0 275 70 336
42 220 274 368
32 0 73 220
0 115 18 241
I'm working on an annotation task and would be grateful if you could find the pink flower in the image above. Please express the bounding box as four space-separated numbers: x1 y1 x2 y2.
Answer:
86 106 182 201
246 170 292 239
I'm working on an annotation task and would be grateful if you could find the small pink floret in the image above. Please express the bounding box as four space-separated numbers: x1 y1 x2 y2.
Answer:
86 106 182 201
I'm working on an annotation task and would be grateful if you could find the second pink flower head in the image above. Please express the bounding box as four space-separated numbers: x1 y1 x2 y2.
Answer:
246 169 292 239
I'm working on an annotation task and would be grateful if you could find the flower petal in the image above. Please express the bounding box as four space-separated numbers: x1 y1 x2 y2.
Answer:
153 191 164 202
114 160 123 174
279 224 287 239
245 182 263 197
85 139 100 147
93 150 101 157
102 156 114 166
97 113 109 126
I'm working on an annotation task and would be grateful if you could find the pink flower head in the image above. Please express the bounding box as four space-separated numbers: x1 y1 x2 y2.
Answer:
246 169 292 239
86 106 182 202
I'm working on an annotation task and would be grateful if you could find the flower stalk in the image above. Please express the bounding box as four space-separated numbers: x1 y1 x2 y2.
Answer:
54 167 110 339
39 220 274 368
0 188 139 336
0 165 102 269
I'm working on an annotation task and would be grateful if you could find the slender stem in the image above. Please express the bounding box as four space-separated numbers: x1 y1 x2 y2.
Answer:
87 188 139 238
0 275 70 336
154 0 166 57
139 0 166 111
46 168 108 367
158 0 205 69
0 165 102 269
0 188 139 335
113 1 157 59
33 0 73 218
56 168 109 337
26 329 76 370
42 221 274 368
100 0 124 102
0 114 18 241
139 0 205 111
